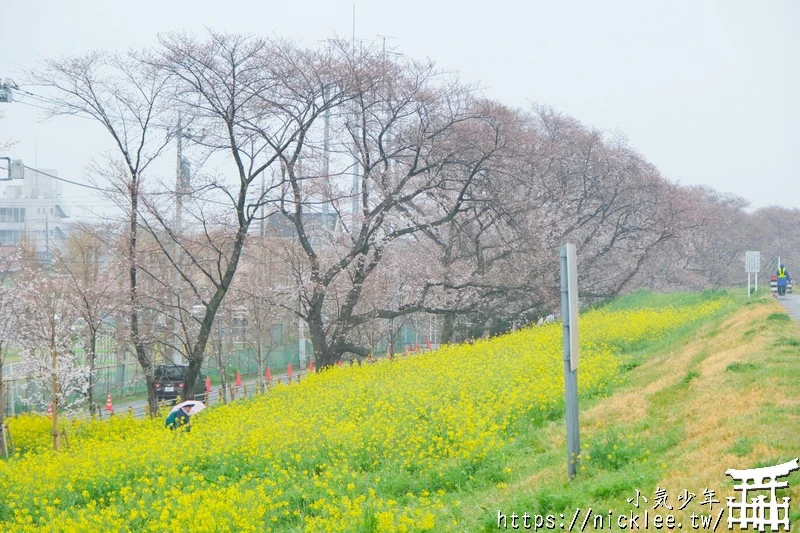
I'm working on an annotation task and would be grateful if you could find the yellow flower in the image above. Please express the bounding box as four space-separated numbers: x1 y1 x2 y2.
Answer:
0 296 726 531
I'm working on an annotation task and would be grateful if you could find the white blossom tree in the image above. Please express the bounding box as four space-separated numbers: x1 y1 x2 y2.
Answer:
17 268 88 451
59 224 120 414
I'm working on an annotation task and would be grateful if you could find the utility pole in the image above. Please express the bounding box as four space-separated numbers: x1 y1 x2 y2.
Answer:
294 156 308 368
260 174 265 237
322 86 331 214
377 34 397 57
176 113 183 238
44 210 51 263
173 114 189 364
349 6 360 217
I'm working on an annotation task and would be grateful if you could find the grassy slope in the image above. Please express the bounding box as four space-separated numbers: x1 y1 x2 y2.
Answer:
3 291 798 531
442 291 800 530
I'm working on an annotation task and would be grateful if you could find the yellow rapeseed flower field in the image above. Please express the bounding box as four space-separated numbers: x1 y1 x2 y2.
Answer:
0 298 724 531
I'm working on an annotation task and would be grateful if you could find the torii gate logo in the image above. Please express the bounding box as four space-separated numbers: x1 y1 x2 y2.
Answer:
726 458 799 531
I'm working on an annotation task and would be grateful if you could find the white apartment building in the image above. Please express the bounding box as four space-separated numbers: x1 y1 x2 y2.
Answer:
0 168 69 256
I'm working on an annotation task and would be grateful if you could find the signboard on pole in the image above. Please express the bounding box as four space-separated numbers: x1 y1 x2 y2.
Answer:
746 251 760 273
745 251 760 298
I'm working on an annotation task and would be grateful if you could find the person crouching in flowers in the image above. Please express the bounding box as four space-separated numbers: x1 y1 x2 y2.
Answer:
165 404 192 432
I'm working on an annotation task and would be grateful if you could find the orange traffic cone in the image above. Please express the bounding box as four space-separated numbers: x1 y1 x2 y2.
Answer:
308 359 314 373
105 392 113 412
425 339 431 350
287 363 293 379
266 366 271 382
235 371 242 387
205 375 212 393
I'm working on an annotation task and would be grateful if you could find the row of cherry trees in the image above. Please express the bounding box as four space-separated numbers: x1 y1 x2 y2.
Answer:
3 31 797 420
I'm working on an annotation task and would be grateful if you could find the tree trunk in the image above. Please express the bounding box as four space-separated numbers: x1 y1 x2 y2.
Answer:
216 331 227 405
88 330 97 415
144 373 158 417
389 319 396 360
441 312 457 344
115 310 126 399
182 224 249 400
131 317 156 416
186 356 202 402
307 303 336 368
225 319 233 391
50 334 59 453
129 190 158 417
256 320 264 392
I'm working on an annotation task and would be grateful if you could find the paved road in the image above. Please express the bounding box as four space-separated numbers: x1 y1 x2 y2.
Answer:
83 369 309 421
776 293 800 321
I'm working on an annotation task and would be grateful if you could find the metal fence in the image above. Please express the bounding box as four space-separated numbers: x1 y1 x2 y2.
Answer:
1 342 307 417
1 321 434 417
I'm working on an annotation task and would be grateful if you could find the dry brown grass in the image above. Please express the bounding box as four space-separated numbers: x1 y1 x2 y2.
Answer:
528 299 797 520
656 301 799 522
463 298 800 529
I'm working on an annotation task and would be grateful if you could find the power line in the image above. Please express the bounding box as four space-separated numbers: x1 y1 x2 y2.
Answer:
15 94 98 122
0 56 27 70
21 165 117 194
15 89 61 107
13 98 53 114
13 166 244 210
17 87 142 123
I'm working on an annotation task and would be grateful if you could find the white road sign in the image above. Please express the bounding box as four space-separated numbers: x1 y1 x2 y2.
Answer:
746 251 760 273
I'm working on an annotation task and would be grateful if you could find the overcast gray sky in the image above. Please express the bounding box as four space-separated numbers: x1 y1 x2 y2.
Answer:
1 0 798 219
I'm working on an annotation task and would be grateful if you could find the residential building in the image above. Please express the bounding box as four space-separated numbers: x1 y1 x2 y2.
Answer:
0 168 68 258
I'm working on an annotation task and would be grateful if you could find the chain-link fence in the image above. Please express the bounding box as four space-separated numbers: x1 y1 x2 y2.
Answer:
1 319 435 417
1 340 308 417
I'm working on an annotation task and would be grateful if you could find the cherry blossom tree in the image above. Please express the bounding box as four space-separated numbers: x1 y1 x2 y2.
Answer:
16 267 88 451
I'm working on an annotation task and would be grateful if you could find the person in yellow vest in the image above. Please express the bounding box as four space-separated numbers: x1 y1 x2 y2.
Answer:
776 264 791 296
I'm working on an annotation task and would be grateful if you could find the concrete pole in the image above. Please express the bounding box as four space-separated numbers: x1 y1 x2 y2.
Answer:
260 175 265 238
173 114 185 364
322 87 331 214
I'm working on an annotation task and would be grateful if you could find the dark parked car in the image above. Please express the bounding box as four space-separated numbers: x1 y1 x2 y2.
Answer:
154 364 206 402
